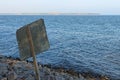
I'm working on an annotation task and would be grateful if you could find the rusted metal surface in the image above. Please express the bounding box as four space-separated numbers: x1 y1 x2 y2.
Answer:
16 19 50 60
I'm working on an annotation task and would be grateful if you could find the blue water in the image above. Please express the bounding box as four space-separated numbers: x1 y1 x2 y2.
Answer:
0 15 120 79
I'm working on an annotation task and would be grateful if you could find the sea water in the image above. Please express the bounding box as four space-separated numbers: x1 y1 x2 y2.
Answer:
0 15 120 79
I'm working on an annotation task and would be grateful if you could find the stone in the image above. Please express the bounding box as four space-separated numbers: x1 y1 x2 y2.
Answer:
0 63 8 75
1 78 7 80
49 75 56 80
25 74 35 80
7 71 17 80
0 56 109 80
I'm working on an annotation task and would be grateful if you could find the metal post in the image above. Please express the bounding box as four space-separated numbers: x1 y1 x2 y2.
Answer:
26 26 40 80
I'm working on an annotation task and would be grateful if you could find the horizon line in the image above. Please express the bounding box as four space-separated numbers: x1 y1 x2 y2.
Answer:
0 13 120 15
0 12 100 15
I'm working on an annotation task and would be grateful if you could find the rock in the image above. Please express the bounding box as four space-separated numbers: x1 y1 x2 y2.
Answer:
25 74 35 80
0 63 8 75
1 77 7 80
79 74 86 80
7 71 17 80
0 55 110 80
44 67 51 76
0 75 3 80
49 75 56 80
0 55 6 62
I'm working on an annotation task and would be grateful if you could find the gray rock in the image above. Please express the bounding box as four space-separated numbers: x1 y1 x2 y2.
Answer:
1 77 7 80
0 63 8 75
7 71 17 80
25 74 35 80
0 56 98 80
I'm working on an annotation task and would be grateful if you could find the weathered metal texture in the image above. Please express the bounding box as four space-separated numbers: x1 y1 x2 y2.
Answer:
16 19 50 60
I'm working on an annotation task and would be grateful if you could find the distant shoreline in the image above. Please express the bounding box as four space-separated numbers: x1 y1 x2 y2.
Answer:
0 13 100 15
0 13 120 16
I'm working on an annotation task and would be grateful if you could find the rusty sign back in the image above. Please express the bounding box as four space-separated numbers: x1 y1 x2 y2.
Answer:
16 19 50 60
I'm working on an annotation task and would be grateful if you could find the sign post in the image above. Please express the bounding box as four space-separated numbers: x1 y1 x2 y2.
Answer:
26 26 40 80
16 19 50 80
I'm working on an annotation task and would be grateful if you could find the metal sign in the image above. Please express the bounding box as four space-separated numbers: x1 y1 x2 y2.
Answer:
16 19 50 80
16 19 50 60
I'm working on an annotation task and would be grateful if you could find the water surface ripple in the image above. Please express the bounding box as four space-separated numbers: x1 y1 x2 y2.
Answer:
0 15 120 79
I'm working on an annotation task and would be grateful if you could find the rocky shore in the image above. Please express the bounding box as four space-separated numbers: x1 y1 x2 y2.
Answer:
0 55 109 80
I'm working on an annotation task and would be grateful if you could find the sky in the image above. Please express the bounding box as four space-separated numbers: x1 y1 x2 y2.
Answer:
0 0 120 15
